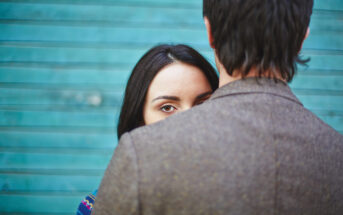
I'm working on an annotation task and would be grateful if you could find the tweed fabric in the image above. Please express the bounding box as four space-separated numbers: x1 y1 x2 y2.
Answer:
93 78 343 215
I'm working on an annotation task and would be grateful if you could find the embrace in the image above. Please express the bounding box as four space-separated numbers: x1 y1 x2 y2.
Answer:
80 0 343 214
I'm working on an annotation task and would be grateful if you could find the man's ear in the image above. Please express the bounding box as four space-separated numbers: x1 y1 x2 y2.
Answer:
204 16 215 49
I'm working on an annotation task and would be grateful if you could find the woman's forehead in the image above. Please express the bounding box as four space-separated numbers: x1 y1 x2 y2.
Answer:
146 62 212 99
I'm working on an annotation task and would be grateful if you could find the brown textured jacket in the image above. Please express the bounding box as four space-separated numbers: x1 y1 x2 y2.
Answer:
93 78 343 215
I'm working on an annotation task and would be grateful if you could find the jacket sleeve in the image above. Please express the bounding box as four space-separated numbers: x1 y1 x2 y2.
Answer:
92 133 140 215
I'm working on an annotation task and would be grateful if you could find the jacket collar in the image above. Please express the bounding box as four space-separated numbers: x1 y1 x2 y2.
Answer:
210 77 303 106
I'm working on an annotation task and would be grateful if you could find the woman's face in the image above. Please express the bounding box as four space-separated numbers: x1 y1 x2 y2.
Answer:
143 62 213 125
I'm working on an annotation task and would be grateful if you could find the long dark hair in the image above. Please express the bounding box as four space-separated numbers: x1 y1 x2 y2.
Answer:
117 44 218 139
203 0 313 82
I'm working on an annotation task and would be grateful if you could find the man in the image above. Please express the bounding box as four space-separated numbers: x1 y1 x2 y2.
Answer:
93 0 343 214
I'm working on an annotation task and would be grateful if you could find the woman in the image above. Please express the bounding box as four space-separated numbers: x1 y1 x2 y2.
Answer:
76 44 218 215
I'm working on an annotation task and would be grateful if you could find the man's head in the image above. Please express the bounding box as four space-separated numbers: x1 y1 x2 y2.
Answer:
203 0 313 82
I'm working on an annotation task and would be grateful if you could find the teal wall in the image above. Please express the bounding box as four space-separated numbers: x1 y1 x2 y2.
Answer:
0 0 342 214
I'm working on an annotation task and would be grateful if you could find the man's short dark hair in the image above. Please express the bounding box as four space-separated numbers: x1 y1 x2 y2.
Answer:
203 0 313 82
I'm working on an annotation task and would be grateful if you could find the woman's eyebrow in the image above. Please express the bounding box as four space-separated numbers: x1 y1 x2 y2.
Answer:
152 96 180 102
196 91 212 100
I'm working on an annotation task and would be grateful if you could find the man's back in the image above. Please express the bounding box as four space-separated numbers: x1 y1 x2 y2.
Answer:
93 78 343 215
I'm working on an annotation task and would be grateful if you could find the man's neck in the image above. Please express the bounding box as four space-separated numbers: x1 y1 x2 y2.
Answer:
218 64 286 87
214 54 287 87
219 72 240 87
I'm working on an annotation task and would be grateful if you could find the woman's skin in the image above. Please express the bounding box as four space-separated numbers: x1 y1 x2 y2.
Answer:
143 62 213 125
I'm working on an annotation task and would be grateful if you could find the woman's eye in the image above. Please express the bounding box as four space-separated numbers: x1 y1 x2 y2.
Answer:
160 105 176 113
